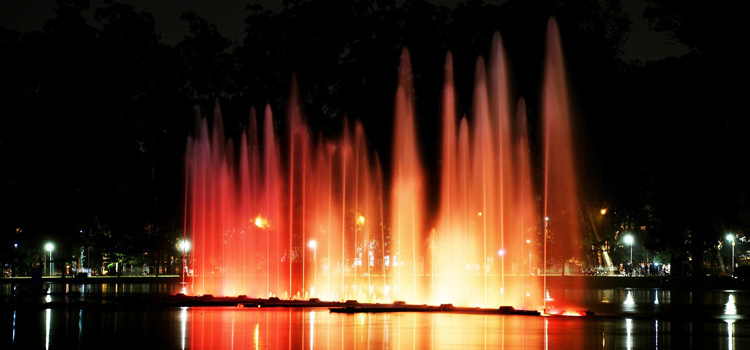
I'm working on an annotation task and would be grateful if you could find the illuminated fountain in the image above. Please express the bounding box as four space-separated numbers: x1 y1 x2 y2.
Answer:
184 19 581 310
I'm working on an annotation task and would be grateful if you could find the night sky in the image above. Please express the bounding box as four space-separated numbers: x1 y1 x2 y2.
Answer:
1 0 686 61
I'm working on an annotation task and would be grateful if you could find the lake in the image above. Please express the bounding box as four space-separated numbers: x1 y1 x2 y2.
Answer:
2 281 748 349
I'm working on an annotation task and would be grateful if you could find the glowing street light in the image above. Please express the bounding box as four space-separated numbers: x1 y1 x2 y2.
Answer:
44 242 54 277
308 240 317 295
179 239 191 279
254 215 269 229
179 239 191 253
726 234 735 276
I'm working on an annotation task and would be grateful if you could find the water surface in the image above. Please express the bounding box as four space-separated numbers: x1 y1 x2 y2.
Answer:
2 285 749 349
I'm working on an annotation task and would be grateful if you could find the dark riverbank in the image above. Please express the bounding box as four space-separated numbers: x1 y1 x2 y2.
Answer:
0 275 184 285
2 275 748 290
544 275 750 290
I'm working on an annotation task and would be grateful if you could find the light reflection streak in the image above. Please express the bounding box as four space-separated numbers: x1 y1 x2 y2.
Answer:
254 323 259 350
360 313 366 345
727 320 734 350
725 294 737 315
464 314 468 348
544 317 548 350
626 318 632 350
623 290 634 305
309 311 314 350
180 307 187 350
655 320 658 350
45 308 51 350
501 315 505 350
79 310 83 345
483 315 487 350
12 310 16 343
599 289 611 303
414 314 418 349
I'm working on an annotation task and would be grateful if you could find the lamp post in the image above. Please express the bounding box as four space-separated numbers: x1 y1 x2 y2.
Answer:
179 239 191 278
726 234 735 276
44 242 54 277
624 235 634 276
308 240 317 296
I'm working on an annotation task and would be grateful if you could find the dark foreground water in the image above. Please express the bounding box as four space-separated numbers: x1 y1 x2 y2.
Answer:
2 283 749 349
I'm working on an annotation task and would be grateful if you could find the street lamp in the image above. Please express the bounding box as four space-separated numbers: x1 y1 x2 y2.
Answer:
308 240 317 296
179 239 191 278
44 242 54 277
726 234 735 276
623 235 634 275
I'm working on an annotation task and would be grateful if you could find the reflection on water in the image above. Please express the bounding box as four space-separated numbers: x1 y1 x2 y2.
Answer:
44 308 50 350
4 307 749 349
180 307 187 350
2 287 750 349
726 294 737 315
625 318 632 350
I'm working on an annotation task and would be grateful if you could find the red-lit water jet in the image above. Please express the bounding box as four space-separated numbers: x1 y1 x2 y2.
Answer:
185 19 581 310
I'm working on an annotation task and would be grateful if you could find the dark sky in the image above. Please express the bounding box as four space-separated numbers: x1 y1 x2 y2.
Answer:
1 0 687 61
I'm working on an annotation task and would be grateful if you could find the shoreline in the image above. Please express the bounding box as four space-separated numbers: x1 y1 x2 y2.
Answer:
1 275 748 290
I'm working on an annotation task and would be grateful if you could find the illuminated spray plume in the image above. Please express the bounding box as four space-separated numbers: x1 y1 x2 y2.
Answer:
185 19 581 309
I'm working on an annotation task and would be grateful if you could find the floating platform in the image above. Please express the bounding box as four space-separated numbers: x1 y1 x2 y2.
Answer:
155 295 586 316
329 301 542 316
158 294 347 308
5 292 594 316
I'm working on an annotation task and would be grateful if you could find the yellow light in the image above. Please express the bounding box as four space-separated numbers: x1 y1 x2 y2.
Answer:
358 215 365 225
562 310 583 316
179 240 191 252
600 208 607 215
254 215 268 229
477 212 483 216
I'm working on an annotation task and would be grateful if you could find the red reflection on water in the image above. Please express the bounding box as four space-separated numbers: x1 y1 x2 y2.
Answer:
187 308 571 349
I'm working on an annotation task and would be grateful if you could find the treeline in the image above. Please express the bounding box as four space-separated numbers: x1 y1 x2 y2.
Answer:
0 0 746 276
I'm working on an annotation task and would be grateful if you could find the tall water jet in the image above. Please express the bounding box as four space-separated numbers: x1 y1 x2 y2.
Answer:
542 18 583 300
390 48 425 303
433 51 462 305
488 33 514 307
513 98 539 309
